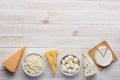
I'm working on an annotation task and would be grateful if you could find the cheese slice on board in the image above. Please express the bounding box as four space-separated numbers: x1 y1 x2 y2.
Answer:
82 53 96 77
45 50 58 75
2 46 26 72
97 46 107 57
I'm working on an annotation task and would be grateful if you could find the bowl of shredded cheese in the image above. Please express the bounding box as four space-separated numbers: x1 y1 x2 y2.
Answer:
23 53 46 76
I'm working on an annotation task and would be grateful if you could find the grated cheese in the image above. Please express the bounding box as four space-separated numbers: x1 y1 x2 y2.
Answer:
24 54 45 75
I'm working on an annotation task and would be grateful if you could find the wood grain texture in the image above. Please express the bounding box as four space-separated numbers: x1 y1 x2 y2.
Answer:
0 0 120 80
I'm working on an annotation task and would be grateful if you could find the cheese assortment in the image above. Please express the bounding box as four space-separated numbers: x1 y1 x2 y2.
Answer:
2 41 117 78
45 50 58 75
95 46 113 67
82 53 97 77
2 46 26 72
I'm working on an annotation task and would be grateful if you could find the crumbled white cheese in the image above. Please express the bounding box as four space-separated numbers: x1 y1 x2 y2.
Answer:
24 54 45 75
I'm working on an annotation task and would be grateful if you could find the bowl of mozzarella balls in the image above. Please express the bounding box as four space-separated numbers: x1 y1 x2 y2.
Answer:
59 54 80 76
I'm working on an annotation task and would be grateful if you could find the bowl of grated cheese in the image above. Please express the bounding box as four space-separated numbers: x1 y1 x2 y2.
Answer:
22 53 46 76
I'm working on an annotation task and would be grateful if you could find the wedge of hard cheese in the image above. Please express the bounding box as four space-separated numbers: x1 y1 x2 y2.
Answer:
45 50 58 75
82 53 97 77
2 46 26 72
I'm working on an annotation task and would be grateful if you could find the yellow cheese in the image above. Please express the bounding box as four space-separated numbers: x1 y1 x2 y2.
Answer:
2 46 26 72
45 50 58 75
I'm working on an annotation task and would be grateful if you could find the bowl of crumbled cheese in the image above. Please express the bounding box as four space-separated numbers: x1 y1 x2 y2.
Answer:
23 53 46 76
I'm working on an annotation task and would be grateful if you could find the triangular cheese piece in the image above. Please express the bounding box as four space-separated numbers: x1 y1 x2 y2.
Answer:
45 50 58 75
2 46 26 72
97 46 107 57
82 53 96 77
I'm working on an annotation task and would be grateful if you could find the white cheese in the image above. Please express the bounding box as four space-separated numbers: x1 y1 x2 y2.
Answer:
68 55 74 60
60 55 80 74
74 64 79 70
62 60 66 65
66 64 70 69
70 63 75 68
98 46 107 56
64 57 69 63
73 58 78 63
68 68 72 73
71 68 76 73
24 54 45 75
95 49 113 67
61 65 67 72
82 53 96 77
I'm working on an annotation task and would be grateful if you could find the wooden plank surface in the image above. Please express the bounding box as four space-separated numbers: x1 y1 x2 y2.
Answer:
0 0 120 80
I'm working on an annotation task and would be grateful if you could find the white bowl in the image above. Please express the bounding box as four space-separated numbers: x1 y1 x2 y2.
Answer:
59 54 81 76
22 53 46 77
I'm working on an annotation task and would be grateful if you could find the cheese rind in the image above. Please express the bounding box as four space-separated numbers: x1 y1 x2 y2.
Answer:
45 50 58 75
82 53 96 77
2 46 26 72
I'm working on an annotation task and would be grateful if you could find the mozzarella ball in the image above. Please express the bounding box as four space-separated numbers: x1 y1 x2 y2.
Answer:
66 64 70 69
70 63 75 68
62 60 66 65
71 68 76 73
64 57 69 63
61 64 65 68
68 68 72 74
68 60 73 65
62 66 67 72
68 55 74 60
73 58 78 63
75 64 79 70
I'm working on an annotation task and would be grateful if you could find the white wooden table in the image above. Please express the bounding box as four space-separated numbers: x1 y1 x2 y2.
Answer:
0 0 120 80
